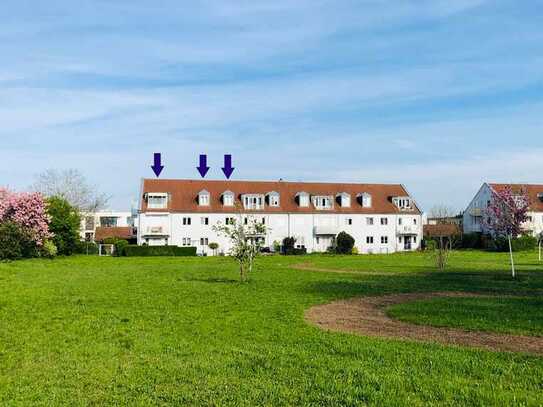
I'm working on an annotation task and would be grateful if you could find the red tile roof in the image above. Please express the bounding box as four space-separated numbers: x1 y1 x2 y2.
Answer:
140 179 421 215
488 183 543 212
95 227 136 242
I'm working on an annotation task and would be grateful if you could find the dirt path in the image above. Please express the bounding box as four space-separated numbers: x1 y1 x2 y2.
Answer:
305 292 543 355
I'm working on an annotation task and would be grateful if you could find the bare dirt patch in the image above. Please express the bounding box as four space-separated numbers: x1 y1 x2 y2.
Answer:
306 292 543 355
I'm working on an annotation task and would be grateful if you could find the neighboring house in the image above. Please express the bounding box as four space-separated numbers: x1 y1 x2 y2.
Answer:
94 226 137 244
81 210 138 242
463 183 543 236
138 179 423 255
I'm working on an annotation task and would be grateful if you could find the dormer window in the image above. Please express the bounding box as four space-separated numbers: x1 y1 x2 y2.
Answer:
198 190 210 206
312 195 334 210
393 196 412 210
538 192 543 202
296 192 310 207
267 191 280 207
147 193 168 209
222 190 234 207
336 192 351 208
357 192 372 208
242 194 264 210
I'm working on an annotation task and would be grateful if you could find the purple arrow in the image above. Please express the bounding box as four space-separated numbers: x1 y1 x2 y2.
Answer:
151 153 164 177
196 154 210 178
222 154 235 179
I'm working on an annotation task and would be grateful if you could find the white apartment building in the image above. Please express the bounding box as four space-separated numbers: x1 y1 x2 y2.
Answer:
463 183 543 236
138 179 423 255
81 210 138 242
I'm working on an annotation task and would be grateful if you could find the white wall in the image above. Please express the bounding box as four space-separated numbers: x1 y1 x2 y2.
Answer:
138 212 423 255
80 210 137 241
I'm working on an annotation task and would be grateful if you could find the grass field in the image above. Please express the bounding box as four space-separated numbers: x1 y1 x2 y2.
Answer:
387 296 543 337
1 251 542 405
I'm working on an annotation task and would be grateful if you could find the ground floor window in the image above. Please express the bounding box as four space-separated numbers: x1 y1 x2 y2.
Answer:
182 237 192 246
381 236 388 244
366 236 374 244
200 237 209 246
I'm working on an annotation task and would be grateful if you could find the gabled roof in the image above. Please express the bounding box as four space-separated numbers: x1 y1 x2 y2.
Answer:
488 183 543 212
140 179 421 214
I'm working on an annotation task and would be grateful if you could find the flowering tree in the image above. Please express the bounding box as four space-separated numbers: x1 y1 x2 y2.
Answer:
213 213 267 282
483 186 529 278
0 187 51 247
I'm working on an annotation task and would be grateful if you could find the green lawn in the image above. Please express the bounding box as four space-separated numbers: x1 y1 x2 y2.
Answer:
387 296 543 337
0 251 542 406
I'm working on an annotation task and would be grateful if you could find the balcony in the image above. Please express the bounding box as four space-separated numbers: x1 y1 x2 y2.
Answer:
470 207 483 217
142 226 170 237
397 225 419 235
314 226 339 235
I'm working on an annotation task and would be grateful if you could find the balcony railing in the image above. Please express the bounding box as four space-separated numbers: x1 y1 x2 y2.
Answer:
470 207 483 217
143 226 169 236
314 226 339 236
397 225 419 235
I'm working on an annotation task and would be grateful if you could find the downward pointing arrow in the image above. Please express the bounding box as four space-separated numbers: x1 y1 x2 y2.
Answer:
151 153 164 177
196 154 210 178
222 154 235 179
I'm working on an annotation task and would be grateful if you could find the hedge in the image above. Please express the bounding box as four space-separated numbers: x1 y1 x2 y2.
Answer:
123 245 197 257
486 235 537 252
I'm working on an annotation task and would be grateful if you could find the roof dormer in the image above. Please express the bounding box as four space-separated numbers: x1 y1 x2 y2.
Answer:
393 196 412 210
221 190 234 206
357 192 372 208
312 195 334 210
336 192 351 208
198 189 210 206
266 191 280 207
296 191 310 207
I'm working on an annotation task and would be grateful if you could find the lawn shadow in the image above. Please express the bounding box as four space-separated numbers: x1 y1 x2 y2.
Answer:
185 277 240 284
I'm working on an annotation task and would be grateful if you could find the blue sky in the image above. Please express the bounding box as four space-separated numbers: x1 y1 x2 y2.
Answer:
1 0 542 211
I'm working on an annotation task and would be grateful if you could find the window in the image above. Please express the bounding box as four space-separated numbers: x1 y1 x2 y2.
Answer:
366 236 374 244
413 236 417 243
345 218 353 225
413 218 417 225
244 217 248 225
366 217 374 226
198 191 210 206
200 237 209 246
398 218 403 225
394 197 411 210
182 237 192 246
182 217 191 225
242 194 264 210
380 217 388 225
297 192 309 207
398 236 402 243
225 217 235 225
223 192 234 206
381 236 388 244
148 193 168 209
262 217 266 225
85 216 95 230
359 193 372 208
201 217 209 225
312 196 333 210
338 193 351 207
268 192 280 207
100 217 118 227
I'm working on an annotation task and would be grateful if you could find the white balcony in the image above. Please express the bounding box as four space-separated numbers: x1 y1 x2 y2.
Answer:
470 207 483 217
314 226 339 236
142 226 170 237
397 225 419 235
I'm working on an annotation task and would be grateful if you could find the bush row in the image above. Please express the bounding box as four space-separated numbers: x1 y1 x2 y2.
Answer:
122 245 197 257
427 232 539 252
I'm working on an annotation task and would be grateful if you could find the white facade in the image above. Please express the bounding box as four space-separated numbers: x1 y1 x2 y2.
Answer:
138 180 423 255
81 210 138 241
463 183 543 236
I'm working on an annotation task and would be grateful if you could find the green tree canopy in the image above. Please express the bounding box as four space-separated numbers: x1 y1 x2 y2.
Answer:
47 196 81 256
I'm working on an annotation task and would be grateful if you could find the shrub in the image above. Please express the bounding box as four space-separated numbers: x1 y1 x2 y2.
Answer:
485 235 537 252
0 222 38 260
41 240 58 259
208 242 219 255
123 245 197 257
281 237 296 255
461 233 484 249
336 231 355 254
46 196 81 256
351 247 359 255
114 239 129 256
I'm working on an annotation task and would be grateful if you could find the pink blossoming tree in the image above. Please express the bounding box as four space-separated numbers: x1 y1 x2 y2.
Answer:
483 185 530 278
0 187 51 247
